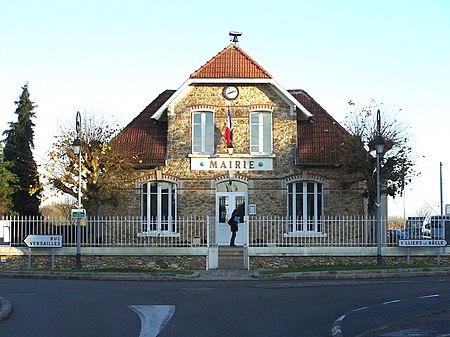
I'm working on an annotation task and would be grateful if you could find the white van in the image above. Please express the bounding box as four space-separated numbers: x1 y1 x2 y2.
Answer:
404 216 430 239
423 215 450 239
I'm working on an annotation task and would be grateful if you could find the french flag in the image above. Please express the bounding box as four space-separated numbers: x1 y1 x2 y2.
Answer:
224 107 232 147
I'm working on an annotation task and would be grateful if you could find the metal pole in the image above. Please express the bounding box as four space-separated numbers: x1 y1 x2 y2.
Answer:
440 162 443 217
438 162 443 266
75 151 81 269
376 109 383 265
76 111 82 269
376 152 382 265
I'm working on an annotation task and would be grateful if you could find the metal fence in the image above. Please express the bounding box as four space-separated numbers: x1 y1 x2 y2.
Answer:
248 215 389 247
1 216 215 248
0 215 392 248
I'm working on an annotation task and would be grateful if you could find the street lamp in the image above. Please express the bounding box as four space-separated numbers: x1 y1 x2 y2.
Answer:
72 111 82 269
375 110 385 265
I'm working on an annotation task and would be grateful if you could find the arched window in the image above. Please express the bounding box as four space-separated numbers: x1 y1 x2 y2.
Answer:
287 181 323 232
192 111 214 154
141 181 177 233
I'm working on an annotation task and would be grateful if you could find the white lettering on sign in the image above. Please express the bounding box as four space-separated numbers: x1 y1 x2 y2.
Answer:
23 235 63 248
398 239 447 247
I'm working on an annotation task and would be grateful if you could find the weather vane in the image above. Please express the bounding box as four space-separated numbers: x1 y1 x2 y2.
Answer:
229 31 242 45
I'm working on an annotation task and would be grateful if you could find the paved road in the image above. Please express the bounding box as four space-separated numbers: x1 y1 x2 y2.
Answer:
1 273 450 336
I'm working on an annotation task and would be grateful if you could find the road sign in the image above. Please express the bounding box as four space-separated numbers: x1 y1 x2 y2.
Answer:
23 235 63 248
71 208 86 218
399 239 447 247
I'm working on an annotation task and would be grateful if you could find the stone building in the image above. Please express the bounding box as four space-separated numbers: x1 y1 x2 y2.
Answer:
114 43 365 246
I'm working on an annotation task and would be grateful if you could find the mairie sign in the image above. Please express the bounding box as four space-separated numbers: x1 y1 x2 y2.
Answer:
191 157 273 171
399 239 447 247
23 235 63 248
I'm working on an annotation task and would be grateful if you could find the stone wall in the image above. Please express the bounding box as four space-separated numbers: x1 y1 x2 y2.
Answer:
250 255 450 269
0 254 205 271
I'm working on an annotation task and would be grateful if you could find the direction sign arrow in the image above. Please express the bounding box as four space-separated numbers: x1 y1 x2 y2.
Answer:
23 235 63 248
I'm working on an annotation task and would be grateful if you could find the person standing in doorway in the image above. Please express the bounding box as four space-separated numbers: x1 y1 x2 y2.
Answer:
228 209 239 246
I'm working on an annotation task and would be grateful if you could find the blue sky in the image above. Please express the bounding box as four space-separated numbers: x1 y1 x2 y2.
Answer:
1 0 449 216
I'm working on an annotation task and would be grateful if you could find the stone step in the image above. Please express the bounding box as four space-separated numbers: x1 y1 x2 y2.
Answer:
219 247 244 259
218 246 245 270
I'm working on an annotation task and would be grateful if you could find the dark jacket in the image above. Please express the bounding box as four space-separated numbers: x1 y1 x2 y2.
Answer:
228 214 239 232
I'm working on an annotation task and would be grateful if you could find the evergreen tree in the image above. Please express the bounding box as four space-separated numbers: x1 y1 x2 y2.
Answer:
0 142 19 215
3 84 42 215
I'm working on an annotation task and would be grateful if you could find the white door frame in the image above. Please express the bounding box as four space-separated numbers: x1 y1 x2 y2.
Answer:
216 192 247 246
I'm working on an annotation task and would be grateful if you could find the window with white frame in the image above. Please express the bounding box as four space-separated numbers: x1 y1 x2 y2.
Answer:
250 111 272 154
141 181 176 232
192 111 214 154
287 181 323 232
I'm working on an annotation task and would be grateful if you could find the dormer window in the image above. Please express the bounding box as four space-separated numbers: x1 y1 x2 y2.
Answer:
192 111 214 154
250 111 272 155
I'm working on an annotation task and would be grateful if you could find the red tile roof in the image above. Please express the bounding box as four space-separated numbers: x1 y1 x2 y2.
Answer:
113 90 175 167
115 89 349 167
190 44 272 79
290 90 349 166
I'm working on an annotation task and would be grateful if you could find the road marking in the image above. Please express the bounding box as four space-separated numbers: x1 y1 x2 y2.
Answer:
420 294 439 299
331 293 443 336
353 306 367 312
128 305 175 337
331 314 346 337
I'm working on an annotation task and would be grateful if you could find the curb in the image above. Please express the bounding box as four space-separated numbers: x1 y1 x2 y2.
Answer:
0 270 199 282
258 267 450 280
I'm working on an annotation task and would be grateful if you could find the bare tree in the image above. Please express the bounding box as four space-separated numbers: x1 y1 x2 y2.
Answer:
339 100 416 216
44 112 138 216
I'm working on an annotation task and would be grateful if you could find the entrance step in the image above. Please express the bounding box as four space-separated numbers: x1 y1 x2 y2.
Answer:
218 246 245 270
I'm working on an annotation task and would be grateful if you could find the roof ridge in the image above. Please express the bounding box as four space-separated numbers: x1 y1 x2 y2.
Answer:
190 44 272 79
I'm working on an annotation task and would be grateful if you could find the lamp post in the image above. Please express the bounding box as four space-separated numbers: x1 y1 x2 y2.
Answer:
72 111 82 269
375 109 384 265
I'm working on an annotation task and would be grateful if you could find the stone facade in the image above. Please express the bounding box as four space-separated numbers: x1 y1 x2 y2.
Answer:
115 84 365 218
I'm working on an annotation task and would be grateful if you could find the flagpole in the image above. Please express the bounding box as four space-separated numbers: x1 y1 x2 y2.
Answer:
225 104 233 155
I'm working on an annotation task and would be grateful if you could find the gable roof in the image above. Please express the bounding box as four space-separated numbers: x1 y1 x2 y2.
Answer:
290 89 349 166
113 90 175 167
151 45 312 120
190 44 272 79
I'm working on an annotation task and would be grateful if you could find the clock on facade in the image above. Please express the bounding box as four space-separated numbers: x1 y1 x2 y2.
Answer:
223 86 239 100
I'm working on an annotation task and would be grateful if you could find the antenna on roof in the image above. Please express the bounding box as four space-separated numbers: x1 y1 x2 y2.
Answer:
229 31 242 45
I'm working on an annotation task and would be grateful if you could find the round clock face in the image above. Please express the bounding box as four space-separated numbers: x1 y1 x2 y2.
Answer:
223 86 239 100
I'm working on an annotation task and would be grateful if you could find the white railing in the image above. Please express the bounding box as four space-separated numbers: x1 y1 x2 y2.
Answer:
248 215 389 247
1 216 215 248
1 215 389 248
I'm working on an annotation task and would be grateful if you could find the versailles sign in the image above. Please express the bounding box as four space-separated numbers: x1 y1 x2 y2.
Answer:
191 157 273 171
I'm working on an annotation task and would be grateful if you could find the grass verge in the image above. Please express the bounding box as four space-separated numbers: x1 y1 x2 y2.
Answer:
259 263 449 275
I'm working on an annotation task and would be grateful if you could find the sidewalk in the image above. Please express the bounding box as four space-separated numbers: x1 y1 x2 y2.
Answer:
1 266 449 282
